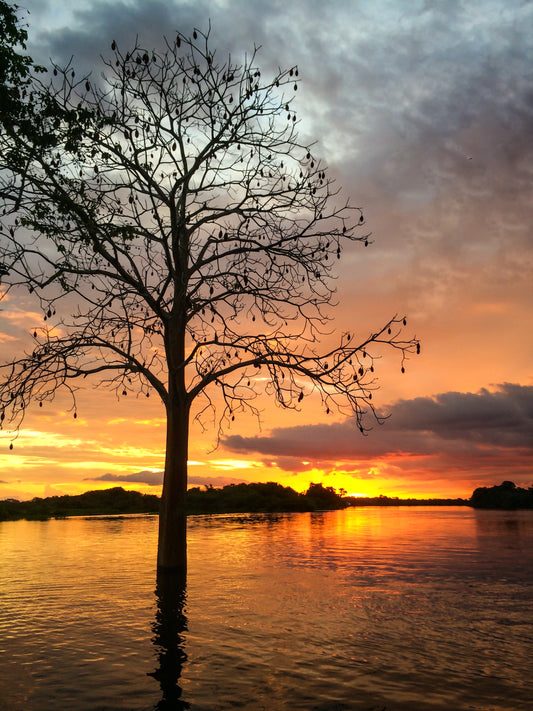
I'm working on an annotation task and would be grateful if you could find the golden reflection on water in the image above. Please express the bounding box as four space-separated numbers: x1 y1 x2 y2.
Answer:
1 508 533 710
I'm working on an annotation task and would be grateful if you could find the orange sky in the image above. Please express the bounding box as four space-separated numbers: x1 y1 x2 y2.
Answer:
1 0 532 501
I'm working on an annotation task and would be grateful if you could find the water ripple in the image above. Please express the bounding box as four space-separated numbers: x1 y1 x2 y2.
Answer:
1 508 532 710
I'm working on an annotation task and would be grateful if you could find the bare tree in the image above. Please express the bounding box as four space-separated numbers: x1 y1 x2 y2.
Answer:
0 28 419 571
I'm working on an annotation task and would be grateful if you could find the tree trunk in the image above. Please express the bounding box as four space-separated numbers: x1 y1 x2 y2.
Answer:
158 222 190 573
157 358 190 571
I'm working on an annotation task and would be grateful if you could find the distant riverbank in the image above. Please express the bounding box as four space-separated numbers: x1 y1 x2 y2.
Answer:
3 480 530 522
0 482 468 521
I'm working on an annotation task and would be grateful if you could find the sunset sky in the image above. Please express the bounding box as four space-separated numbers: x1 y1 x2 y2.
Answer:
1 0 532 501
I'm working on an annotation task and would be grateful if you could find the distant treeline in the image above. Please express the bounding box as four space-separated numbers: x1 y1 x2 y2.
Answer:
2 480 530 522
346 495 467 507
470 481 533 509
0 482 463 521
0 482 345 521
187 482 346 514
0 486 161 521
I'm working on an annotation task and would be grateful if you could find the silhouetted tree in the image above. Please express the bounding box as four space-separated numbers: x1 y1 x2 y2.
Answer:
470 481 533 509
305 482 346 510
0 27 419 571
0 2 46 133
0 2 31 121
0 2 44 278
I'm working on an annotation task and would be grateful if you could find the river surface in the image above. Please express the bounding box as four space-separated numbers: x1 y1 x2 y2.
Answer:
1 507 532 710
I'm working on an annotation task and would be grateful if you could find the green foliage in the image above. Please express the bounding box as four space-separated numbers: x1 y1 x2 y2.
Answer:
0 2 44 131
0 2 30 83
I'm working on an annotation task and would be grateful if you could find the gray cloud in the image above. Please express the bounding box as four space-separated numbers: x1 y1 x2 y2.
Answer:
85 470 163 485
390 383 533 448
84 470 247 488
25 0 532 251
223 383 533 467
24 0 533 228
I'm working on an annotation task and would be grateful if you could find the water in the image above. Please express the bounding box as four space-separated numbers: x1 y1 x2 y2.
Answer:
1 507 532 710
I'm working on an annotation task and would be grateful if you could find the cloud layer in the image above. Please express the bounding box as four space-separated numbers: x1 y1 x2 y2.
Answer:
86 470 247 488
85 470 163 486
224 383 533 487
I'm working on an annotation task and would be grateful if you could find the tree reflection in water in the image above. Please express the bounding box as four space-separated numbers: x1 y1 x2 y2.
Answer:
149 570 190 710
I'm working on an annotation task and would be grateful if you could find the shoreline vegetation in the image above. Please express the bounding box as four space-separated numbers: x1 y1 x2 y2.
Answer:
0 481 462 521
0 480 530 522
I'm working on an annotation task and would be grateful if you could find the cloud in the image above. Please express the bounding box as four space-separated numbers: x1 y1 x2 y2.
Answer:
21 1 533 299
85 470 163 485
388 383 533 448
27 0 533 177
84 470 248 488
223 384 533 482
29 1 530 291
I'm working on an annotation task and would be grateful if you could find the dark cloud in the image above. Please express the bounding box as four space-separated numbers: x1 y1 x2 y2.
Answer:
26 0 532 278
27 1 191 67
25 0 284 73
84 470 247 488
24 1 533 229
223 383 533 471
85 470 163 485
390 383 533 448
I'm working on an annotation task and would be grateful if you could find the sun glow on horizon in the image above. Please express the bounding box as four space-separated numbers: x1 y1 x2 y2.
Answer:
210 459 263 470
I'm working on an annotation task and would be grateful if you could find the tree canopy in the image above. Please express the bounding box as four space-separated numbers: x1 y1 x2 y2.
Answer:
0 2 44 132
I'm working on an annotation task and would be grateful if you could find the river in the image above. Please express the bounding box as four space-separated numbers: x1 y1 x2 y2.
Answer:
1 506 532 710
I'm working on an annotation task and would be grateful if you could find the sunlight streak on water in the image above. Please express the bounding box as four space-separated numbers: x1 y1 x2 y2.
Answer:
1 508 532 710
